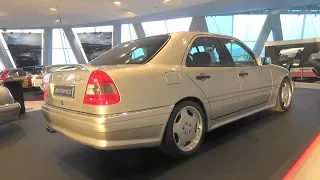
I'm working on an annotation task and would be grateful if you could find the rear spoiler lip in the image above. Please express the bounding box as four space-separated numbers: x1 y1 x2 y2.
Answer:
43 64 97 74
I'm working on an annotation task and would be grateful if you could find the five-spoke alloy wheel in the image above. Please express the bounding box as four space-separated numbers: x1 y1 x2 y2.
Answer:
161 100 206 158
273 78 293 112
173 106 203 152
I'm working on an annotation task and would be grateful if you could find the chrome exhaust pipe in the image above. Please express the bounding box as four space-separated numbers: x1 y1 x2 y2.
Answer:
45 125 56 133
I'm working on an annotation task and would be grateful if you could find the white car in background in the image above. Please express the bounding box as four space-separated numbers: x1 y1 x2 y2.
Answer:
31 74 43 90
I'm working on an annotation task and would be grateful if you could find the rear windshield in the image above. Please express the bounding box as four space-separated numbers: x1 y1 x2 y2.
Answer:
90 35 169 66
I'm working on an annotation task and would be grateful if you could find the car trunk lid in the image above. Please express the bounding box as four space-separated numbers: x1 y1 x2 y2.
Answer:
45 64 123 112
46 64 93 112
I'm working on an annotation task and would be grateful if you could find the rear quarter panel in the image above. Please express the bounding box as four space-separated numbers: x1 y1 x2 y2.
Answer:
82 64 208 115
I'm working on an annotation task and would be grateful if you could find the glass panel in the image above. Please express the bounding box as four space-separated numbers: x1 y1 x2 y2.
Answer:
303 15 320 39
95 26 113 32
166 17 192 33
243 41 256 50
280 15 304 40
129 24 138 40
53 29 71 49
121 24 138 43
233 15 267 42
267 31 274 41
121 24 131 43
142 20 167 37
52 49 67 65
65 49 77 64
260 47 266 57
52 29 64 49
205 16 233 36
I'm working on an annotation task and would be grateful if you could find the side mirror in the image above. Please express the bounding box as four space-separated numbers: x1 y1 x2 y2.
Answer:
262 57 271 65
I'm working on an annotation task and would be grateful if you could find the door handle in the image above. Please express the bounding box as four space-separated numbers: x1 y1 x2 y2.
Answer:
239 72 249 77
196 73 211 80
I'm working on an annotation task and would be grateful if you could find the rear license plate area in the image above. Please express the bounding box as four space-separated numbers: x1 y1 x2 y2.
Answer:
54 85 75 98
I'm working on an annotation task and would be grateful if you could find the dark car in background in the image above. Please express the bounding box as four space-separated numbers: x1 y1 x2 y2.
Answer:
16 52 38 67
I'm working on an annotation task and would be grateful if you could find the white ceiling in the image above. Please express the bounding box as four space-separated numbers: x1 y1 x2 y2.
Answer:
0 0 215 28
0 0 318 29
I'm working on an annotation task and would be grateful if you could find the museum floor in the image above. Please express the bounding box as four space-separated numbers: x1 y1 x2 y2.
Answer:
1 88 320 180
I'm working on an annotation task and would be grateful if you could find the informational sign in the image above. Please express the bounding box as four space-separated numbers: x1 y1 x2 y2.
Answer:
2 33 42 68
77 32 113 62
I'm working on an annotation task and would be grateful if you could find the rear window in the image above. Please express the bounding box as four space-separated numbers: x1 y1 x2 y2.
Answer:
90 35 170 66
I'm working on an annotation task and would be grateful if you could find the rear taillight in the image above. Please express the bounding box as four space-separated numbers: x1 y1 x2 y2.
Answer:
43 89 48 98
42 76 48 98
83 70 120 105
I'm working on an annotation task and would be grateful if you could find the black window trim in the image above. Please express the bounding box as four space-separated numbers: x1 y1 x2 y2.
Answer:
184 35 234 68
217 37 260 67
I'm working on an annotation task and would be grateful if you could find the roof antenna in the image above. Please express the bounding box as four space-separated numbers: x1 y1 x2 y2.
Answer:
56 6 63 26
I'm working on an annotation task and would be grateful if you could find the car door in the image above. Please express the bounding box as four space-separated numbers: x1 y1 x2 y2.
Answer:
219 38 272 110
183 36 240 119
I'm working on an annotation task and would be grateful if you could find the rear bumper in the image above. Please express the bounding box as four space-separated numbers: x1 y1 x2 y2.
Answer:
0 103 21 126
42 104 173 150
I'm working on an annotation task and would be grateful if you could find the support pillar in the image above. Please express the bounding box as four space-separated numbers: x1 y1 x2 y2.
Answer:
113 24 122 46
0 34 14 68
189 16 209 32
271 13 283 41
62 27 87 64
42 28 53 66
132 23 146 38
253 13 283 56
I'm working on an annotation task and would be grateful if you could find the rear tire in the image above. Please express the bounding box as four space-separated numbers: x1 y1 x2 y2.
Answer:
272 78 293 112
160 100 206 158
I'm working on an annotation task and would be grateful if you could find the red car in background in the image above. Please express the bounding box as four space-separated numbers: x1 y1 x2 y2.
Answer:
0 68 32 88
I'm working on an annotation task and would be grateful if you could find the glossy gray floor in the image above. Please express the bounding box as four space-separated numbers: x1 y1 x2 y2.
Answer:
1 88 320 180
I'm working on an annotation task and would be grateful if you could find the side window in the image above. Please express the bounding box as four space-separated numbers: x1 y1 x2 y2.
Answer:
186 37 228 67
131 48 146 62
220 39 257 66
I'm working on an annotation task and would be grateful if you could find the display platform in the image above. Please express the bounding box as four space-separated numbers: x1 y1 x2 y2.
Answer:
0 88 319 180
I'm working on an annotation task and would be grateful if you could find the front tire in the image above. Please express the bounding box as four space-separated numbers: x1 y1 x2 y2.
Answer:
160 100 206 158
273 78 293 112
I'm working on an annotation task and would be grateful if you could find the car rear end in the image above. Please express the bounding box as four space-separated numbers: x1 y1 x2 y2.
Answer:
42 35 173 150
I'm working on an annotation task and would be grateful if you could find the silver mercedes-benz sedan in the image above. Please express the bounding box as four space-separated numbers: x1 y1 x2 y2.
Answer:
0 85 21 125
42 32 294 158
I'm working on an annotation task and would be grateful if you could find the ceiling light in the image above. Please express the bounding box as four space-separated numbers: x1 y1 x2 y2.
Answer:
55 19 61 22
113 1 121 5
49 8 57 11
163 0 171 3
